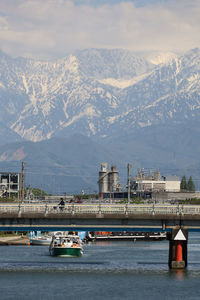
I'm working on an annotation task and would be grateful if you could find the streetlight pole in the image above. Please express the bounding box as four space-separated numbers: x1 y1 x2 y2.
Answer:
22 161 25 202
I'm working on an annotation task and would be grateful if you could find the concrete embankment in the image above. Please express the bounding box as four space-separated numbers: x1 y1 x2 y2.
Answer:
0 236 29 245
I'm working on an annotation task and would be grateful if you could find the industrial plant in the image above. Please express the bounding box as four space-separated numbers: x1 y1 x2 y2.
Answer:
98 163 122 198
0 172 21 199
131 169 180 193
98 163 184 200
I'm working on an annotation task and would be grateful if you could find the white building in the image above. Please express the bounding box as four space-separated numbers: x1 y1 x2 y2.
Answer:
163 176 181 192
132 171 180 193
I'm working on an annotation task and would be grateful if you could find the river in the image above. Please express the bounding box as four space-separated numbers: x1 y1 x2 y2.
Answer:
0 233 200 299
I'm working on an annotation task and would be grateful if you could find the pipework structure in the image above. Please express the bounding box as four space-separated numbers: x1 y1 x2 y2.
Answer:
0 172 21 199
131 169 180 193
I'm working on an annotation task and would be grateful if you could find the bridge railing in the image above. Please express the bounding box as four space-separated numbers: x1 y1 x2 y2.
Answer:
1 203 200 215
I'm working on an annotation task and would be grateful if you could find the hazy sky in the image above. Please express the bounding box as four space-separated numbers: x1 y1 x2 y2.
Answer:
0 0 199 60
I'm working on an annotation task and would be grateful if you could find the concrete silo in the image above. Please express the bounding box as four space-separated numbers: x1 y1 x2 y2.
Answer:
98 163 109 194
98 163 119 197
108 165 119 192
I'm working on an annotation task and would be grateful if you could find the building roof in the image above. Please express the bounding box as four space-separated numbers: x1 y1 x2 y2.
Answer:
163 176 180 181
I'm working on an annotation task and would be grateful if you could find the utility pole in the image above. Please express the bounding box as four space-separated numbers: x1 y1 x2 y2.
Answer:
22 161 25 202
127 163 131 204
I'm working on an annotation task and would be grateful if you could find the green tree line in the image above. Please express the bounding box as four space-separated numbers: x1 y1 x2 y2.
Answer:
180 176 195 192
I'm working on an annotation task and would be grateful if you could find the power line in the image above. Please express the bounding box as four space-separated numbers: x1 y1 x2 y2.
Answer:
25 171 98 178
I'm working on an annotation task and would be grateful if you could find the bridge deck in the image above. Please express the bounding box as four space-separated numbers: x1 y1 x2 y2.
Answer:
0 203 200 231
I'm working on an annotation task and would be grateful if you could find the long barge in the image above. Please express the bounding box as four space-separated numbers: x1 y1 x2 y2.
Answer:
86 231 166 241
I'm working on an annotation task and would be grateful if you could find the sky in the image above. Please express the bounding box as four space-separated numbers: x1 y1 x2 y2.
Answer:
0 0 199 60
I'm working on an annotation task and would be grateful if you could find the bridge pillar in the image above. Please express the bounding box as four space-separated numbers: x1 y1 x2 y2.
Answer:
168 228 188 269
18 204 21 217
45 204 48 216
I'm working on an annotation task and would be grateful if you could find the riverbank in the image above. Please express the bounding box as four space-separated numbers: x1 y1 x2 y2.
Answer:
0 235 29 245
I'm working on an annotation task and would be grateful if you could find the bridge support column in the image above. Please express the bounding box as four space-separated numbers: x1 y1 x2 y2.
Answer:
18 204 21 217
45 204 48 216
168 228 188 269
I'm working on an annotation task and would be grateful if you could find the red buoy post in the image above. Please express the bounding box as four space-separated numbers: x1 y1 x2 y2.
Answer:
176 241 183 262
168 228 188 269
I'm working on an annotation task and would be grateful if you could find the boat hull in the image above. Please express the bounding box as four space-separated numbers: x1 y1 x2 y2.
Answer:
50 247 83 257
86 231 166 241
30 238 51 246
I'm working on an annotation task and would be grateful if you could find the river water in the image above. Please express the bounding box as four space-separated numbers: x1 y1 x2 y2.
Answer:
0 233 200 299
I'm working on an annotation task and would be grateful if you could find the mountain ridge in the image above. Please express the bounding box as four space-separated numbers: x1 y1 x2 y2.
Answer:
0 47 200 192
2 47 195 142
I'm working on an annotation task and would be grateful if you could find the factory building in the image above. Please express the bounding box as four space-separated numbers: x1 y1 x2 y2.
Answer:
98 165 181 200
131 169 180 193
98 163 121 197
163 176 181 192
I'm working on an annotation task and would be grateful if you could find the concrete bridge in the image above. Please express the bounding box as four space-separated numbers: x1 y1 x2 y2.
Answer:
1 203 200 269
0 203 200 231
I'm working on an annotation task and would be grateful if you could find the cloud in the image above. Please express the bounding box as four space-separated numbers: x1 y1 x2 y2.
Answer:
0 0 199 59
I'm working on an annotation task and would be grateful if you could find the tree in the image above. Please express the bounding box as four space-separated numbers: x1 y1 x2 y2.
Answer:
25 187 47 199
180 176 187 191
187 176 195 192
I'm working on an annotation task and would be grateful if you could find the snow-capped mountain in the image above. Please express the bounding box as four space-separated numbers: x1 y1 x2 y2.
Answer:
2 47 197 143
0 47 200 192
